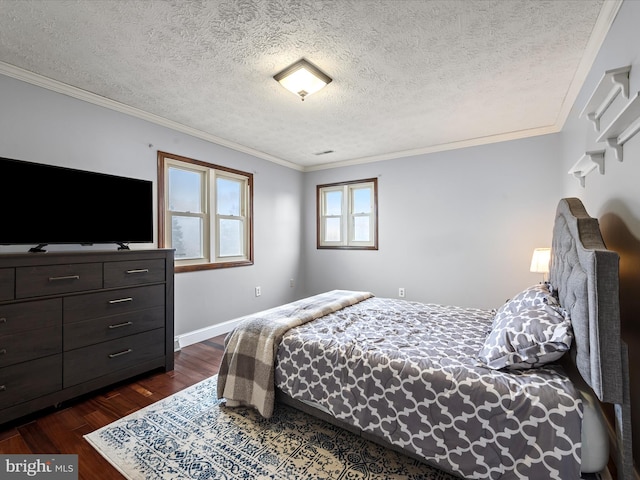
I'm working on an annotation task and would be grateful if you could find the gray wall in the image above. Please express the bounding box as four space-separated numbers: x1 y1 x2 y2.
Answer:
302 135 564 309
0 74 304 337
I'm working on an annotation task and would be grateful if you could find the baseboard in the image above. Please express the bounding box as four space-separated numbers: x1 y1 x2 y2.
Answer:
174 317 243 350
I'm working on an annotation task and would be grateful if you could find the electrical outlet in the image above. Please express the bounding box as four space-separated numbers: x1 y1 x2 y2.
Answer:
255 286 261 297
398 287 405 298
290 278 295 288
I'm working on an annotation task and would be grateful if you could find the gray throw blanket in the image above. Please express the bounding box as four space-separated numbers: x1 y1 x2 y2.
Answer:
217 290 373 418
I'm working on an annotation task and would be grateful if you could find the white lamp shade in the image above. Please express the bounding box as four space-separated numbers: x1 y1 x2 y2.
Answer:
530 248 551 274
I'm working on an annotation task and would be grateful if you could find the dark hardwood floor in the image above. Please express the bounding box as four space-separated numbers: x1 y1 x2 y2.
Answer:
0 334 227 480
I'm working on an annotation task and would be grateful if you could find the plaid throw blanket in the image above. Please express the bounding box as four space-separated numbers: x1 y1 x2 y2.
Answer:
217 290 374 418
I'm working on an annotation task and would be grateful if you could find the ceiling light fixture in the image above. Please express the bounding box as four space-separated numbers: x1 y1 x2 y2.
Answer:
273 58 332 101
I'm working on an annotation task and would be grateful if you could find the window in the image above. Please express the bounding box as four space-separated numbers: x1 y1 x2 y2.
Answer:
158 151 253 272
317 178 378 249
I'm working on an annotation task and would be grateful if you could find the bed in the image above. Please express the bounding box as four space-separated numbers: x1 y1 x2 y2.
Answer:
217 197 633 480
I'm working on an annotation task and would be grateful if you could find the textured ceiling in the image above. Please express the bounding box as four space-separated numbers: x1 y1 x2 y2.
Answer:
0 0 619 170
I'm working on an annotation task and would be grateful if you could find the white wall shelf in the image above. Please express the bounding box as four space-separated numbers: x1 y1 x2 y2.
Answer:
568 150 605 188
580 65 631 132
596 91 640 162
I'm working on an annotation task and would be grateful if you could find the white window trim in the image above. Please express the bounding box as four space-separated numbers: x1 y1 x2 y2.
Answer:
165 160 210 266
213 171 249 263
348 182 376 247
319 185 345 246
158 151 253 272
317 178 378 250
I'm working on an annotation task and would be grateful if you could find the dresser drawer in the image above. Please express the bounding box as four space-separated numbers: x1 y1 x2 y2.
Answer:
0 268 14 301
104 259 166 288
16 263 102 298
0 325 61 368
64 284 165 324
0 299 62 336
0 355 62 407
63 328 165 387
64 306 165 350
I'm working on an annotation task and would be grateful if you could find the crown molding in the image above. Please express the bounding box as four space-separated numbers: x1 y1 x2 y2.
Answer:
303 125 561 172
0 61 304 172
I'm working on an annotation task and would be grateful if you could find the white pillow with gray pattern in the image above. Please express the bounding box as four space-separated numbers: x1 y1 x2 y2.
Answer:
478 284 573 370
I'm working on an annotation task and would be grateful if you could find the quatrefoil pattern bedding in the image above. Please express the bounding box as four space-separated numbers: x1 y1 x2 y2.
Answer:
275 296 582 480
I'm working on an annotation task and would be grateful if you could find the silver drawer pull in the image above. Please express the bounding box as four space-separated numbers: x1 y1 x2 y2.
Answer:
0 318 5 324
48 275 80 281
0 349 6 355
108 321 133 329
0 385 5 392
126 269 149 274
109 297 133 304
108 348 133 358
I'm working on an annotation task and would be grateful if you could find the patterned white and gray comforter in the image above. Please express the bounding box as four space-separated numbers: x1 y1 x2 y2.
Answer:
274 297 583 480
218 290 373 418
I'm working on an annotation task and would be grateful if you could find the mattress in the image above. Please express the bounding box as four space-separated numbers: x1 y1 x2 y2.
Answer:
274 296 584 480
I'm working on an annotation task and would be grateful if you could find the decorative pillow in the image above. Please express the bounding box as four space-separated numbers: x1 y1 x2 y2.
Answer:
496 283 559 317
478 285 572 370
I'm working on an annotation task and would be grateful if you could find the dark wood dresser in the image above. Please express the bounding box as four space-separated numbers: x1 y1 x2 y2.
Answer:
0 249 174 424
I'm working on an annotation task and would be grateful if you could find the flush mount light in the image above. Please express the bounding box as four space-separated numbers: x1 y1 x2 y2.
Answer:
273 58 332 101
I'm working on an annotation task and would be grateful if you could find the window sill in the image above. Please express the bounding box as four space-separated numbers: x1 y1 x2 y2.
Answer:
175 260 254 273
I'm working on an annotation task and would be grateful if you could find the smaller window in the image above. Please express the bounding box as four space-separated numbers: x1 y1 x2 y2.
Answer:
317 178 378 249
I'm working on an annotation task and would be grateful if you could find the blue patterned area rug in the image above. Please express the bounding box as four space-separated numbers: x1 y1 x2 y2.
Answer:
85 375 457 480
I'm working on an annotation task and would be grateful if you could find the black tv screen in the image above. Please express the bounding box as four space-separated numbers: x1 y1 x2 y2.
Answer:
0 156 153 248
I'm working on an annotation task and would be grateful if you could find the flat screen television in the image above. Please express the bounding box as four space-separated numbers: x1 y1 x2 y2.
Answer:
0 156 153 251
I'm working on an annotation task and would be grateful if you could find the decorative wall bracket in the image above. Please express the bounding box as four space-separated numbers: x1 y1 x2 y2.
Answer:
597 92 640 162
580 65 631 132
568 150 605 187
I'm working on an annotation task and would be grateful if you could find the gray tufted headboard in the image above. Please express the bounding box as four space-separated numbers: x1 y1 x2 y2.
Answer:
550 197 632 479
550 197 622 403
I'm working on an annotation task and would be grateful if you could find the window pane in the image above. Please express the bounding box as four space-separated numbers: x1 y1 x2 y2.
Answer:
160 152 253 270
353 216 370 241
172 216 203 260
324 217 341 242
316 178 377 250
219 218 243 257
352 187 371 214
217 177 242 216
324 190 342 216
168 167 202 213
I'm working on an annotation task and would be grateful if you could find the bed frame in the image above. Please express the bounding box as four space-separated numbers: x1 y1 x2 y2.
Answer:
277 197 634 479
550 197 633 480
